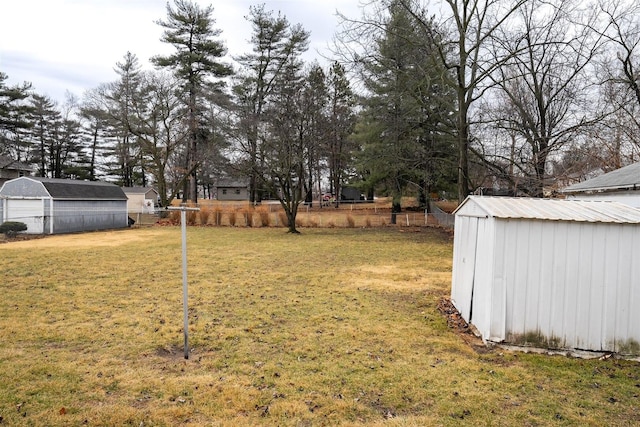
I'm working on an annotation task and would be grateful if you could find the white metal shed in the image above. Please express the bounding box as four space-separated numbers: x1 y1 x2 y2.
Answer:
451 196 640 355
0 177 128 234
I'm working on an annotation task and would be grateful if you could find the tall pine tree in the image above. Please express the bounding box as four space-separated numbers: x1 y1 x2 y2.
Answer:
152 0 232 202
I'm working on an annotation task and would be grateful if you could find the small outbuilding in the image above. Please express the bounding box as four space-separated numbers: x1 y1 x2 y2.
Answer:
341 186 364 201
215 180 249 201
0 177 129 234
451 196 640 355
123 187 159 214
561 162 640 208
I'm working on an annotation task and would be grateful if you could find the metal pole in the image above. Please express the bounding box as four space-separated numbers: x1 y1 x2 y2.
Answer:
181 209 189 359
167 206 199 360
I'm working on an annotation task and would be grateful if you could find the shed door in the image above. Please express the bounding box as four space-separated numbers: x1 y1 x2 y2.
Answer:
6 199 44 233
451 216 480 322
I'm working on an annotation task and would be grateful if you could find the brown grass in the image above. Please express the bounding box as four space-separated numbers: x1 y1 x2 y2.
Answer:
2 227 638 426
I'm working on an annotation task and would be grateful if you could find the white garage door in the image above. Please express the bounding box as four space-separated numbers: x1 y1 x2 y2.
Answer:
6 199 44 234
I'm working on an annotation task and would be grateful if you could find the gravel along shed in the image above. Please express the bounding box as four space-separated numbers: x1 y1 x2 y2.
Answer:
451 196 640 355
0 177 129 234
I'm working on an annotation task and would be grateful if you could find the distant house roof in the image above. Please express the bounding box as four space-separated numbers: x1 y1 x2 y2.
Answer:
454 196 640 224
215 180 248 188
561 162 640 193
0 155 33 172
122 187 159 195
13 177 127 200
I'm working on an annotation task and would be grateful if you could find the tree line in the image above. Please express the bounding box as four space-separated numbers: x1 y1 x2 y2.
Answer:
2 0 640 231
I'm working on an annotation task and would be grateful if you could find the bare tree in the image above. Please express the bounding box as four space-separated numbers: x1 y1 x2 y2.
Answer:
426 0 530 201
482 0 607 196
591 0 640 163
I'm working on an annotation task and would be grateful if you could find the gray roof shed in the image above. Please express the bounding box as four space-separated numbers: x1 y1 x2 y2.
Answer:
0 177 128 234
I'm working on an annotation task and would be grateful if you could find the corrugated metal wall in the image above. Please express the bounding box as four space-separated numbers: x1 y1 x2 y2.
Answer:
51 200 128 234
452 199 640 355
489 220 640 353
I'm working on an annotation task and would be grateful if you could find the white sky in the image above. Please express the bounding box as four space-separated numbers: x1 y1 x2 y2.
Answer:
0 0 363 104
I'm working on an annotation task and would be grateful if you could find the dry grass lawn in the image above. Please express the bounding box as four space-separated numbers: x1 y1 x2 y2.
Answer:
0 226 639 426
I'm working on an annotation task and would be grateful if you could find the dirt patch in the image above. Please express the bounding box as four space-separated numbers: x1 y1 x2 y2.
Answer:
437 297 490 354
0 234 46 244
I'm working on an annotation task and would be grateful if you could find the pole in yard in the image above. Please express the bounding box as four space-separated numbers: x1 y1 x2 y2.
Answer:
167 206 200 359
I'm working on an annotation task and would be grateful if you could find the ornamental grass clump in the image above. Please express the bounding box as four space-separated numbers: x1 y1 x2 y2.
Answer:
228 209 237 226
346 214 355 228
199 206 212 225
242 208 254 227
278 211 288 227
256 207 271 227
213 207 223 225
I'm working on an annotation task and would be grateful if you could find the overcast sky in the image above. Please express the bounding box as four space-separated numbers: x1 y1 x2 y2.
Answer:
0 0 362 104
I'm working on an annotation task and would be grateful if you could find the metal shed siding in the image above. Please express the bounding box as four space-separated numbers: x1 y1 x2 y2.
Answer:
51 200 128 234
452 196 640 354
494 220 640 352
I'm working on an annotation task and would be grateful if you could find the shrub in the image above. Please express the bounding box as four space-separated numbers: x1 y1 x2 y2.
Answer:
0 221 28 237
365 217 372 227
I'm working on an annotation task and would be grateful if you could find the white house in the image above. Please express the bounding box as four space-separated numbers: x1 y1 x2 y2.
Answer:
451 196 640 355
0 177 129 234
561 162 640 208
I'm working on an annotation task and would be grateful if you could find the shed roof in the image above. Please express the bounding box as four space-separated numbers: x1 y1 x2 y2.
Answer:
122 187 159 195
215 179 248 188
27 177 127 200
561 162 640 193
455 196 640 224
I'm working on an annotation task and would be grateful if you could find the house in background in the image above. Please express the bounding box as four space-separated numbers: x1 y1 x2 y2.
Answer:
0 177 128 234
215 180 249 201
451 196 640 356
561 162 640 208
0 155 33 186
123 187 159 214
